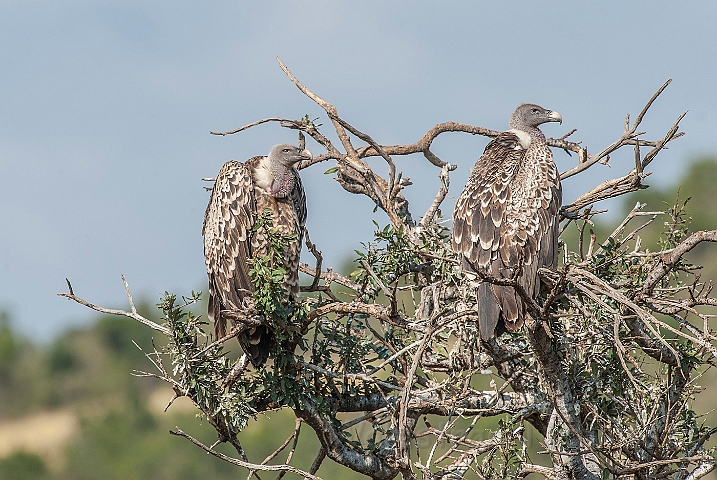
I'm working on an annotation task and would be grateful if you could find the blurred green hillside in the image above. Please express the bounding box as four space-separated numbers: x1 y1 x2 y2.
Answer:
1 157 716 480
0 304 366 480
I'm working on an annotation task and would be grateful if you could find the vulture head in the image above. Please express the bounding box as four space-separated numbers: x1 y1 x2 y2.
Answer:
262 144 312 197
269 144 313 169
509 104 562 143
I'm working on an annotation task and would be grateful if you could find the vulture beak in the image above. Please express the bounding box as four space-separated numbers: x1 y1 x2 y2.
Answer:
300 149 313 161
547 111 562 124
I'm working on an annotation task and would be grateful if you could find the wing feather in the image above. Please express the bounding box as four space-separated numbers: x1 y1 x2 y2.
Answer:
284 170 307 300
452 132 524 269
203 159 258 339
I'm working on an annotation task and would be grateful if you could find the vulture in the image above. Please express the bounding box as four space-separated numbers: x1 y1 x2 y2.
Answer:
452 104 562 341
203 144 311 366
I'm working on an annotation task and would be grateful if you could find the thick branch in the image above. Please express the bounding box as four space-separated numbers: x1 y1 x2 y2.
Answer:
525 317 600 480
277 57 412 228
295 402 398 480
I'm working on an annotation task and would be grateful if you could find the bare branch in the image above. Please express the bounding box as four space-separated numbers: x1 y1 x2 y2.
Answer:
421 164 451 227
170 428 321 479
299 262 360 292
250 418 302 480
210 117 296 136
560 79 684 181
58 276 171 335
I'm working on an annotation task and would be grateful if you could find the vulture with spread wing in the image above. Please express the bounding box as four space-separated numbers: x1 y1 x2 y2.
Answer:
203 144 311 366
452 104 562 341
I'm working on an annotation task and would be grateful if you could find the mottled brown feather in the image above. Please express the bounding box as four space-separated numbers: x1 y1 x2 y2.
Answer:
452 131 562 340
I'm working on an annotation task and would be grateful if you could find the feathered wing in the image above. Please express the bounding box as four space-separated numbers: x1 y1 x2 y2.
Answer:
285 170 307 300
452 132 561 340
203 157 272 366
271 169 306 301
203 159 256 336
252 168 306 299
452 133 524 340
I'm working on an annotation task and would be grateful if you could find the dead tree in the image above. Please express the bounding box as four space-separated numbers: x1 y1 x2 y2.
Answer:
60 59 717 480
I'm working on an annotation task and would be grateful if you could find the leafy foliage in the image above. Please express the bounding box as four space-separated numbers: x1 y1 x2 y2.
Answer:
126 190 717 479
160 292 256 435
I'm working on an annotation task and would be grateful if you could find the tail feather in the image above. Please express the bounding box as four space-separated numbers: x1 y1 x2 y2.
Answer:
494 284 524 332
238 326 272 367
477 283 526 340
208 290 226 339
478 282 500 341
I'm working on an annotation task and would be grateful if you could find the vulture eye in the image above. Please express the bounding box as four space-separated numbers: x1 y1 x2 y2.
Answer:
282 148 291 153
531 108 540 114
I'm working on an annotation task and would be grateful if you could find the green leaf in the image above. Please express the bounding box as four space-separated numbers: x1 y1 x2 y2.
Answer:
323 166 339 174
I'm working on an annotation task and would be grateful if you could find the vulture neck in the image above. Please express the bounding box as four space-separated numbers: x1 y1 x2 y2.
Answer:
254 157 294 198
508 129 533 150
512 124 546 144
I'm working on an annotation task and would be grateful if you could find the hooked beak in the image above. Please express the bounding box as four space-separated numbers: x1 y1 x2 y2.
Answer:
300 149 313 161
547 110 562 124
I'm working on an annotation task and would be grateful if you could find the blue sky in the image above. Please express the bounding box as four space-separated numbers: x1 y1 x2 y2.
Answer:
1 1 716 340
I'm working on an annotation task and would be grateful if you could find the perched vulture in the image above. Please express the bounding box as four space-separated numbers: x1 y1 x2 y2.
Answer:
452 104 562 341
203 144 311 366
